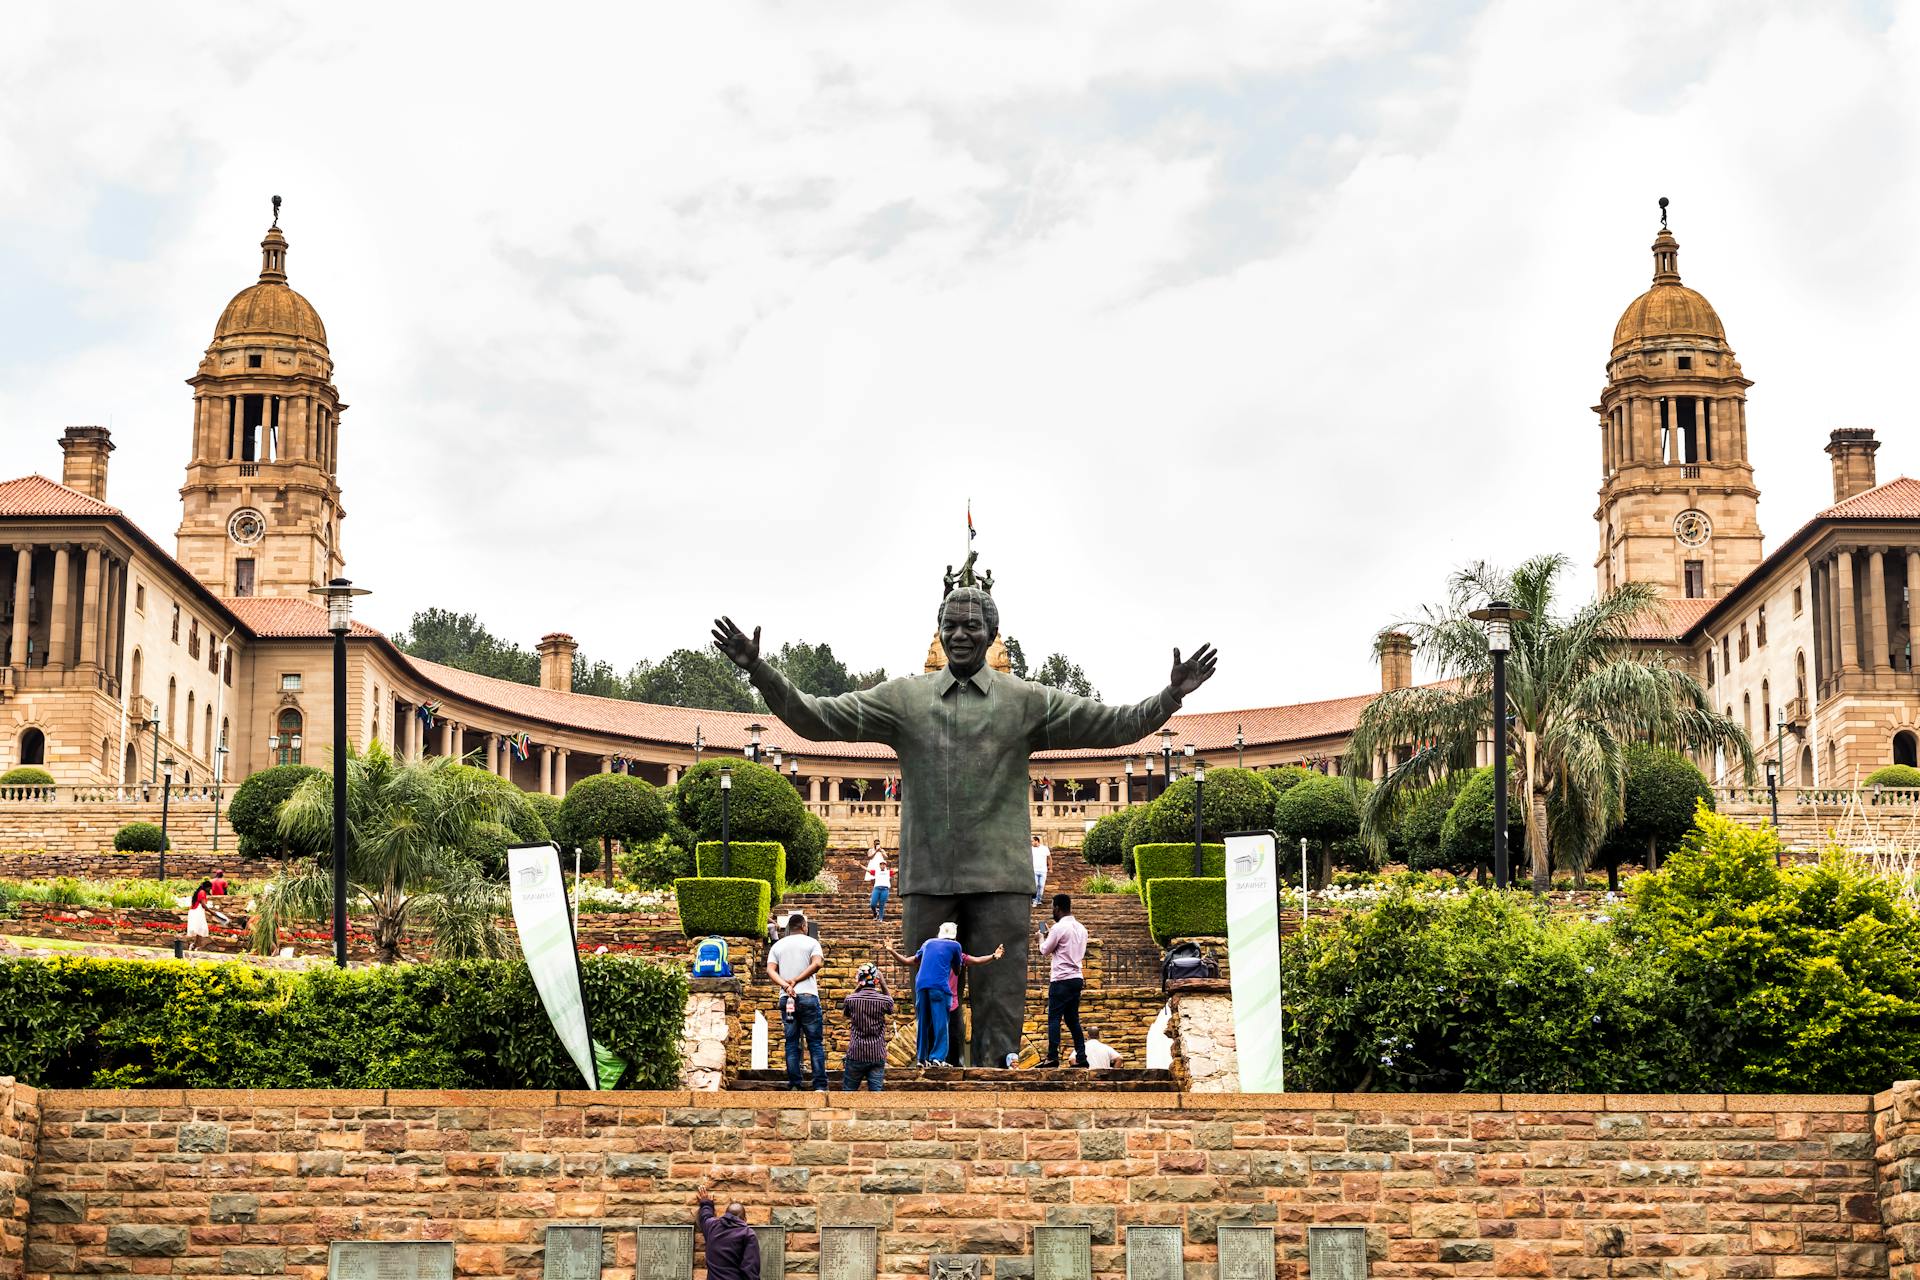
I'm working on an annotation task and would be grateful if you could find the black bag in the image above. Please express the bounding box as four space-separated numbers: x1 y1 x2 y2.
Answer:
1162 941 1220 989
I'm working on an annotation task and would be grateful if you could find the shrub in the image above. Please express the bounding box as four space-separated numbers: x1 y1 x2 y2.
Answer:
1143 877 1226 945
105 880 181 910
0 766 54 787
1119 805 1153 876
1865 764 1920 789
694 841 787 903
1133 843 1225 900
1081 811 1129 866
1261 765 1318 797
113 822 168 853
619 835 696 889
674 877 770 939
675 759 806 845
1084 874 1133 894
1138 769 1276 844
1438 768 1514 877
227 764 327 858
562 774 669 873
1596 745 1713 886
522 793 597 872
787 811 829 884
1274 773 1363 888
0 954 686 1089
1395 783 1459 873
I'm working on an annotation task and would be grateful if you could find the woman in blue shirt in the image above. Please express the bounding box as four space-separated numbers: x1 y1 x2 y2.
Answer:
889 922 1003 1066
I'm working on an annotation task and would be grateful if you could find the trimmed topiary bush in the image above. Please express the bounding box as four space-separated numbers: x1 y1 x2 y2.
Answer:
694 841 786 904
227 764 326 858
675 759 807 846
1597 745 1713 886
1439 767 1517 879
1081 811 1130 866
1143 877 1227 946
113 822 168 853
787 811 828 884
1396 782 1461 873
520 793 599 872
562 774 669 883
1865 764 1920 789
674 876 771 939
1274 772 1364 889
1133 842 1225 900
0 766 54 787
1139 768 1277 844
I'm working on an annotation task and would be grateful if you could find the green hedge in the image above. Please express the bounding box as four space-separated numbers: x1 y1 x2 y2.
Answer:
1866 764 1920 789
113 822 168 853
1144 876 1227 945
787 812 829 884
1133 842 1225 901
1081 811 1129 866
227 764 327 858
674 877 771 939
1138 769 1276 844
694 841 786 902
0 766 53 787
675 760 806 844
0 955 685 1089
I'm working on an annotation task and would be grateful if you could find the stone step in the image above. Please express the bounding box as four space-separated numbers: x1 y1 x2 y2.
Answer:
728 1067 1174 1092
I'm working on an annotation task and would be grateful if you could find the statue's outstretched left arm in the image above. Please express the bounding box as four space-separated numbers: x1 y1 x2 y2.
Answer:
711 615 899 745
1033 643 1218 751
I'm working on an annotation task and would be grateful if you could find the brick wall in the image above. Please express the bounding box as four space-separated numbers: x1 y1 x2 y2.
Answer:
0 1079 37 1280
19 1088 1890 1280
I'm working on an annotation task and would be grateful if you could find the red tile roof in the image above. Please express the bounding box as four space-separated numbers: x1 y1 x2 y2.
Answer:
219 596 383 638
1624 596 1720 641
0 474 119 518
1821 475 1920 519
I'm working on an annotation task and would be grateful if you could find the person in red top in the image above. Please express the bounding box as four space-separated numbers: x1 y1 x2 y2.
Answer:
186 880 213 953
209 870 228 897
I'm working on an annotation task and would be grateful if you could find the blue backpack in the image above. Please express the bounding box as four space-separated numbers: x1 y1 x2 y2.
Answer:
692 936 732 978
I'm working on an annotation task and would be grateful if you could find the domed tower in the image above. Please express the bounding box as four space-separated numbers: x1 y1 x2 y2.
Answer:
1593 200 1760 600
176 198 346 599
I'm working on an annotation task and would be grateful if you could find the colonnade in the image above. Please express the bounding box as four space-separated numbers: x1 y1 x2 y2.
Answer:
3 541 129 693
1602 394 1749 474
1809 545 1920 697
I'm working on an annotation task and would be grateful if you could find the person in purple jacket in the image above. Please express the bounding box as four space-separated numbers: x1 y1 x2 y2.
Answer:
696 1186 761 1280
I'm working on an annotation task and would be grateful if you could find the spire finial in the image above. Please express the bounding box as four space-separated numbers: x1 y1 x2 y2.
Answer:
1658 195 1669 229
271 194 282 229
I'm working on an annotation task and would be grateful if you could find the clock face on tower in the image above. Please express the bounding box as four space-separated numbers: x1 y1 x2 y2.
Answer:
1674 509 1712 548
228 508 266 546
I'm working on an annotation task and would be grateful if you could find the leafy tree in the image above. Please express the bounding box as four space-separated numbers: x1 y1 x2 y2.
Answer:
1001 636 1030 679
571 657 625 699
560 774 669 887
227 764 327 858
770 641 856 697
787 811 829 883
392 608 540 684
254 745 522 964
1595 745 1713 890
1395 781 1463 875
1139 768 1277 844
674 759 806 846
1032 653 1098 699
627 648 764 712
1274 773 1363 889
1437 767 1509 881
1346 554 1753 891
1082 810 1130 866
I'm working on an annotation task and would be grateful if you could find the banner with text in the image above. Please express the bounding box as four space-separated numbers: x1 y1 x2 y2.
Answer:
1224 829 1284 1092
508 843 597 1089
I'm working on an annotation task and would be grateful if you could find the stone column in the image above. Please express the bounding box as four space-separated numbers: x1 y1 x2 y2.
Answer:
1837 549 1859 674
601 755 614 773
438 719 454 758
807 775 820 803
485 734 499 773
1908 551 1920 675
540 745 554 795
77 545 103 671
826 776 841 804
10 545 31 670
667 764 681 785
1869 549 1890 674
47 544 72 670
554 749 570 795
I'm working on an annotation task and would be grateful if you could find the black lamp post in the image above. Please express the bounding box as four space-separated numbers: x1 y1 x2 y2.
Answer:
769 746 783 773
788 756 801 792
1191 759 1207 875
719 764 733 875
146 716 160 786
746 723 765 764
311 577 369 968
693 724 704 762
1467 599 1531 890
1159 728 1175 798
212 744 229 855
1123 760 1134 806
1235 724 1244 769
158 754 176 881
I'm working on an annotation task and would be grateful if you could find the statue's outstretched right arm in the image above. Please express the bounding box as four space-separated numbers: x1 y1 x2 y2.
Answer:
711 616 897 745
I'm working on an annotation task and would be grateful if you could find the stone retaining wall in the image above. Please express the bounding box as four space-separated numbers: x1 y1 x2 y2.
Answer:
16 1087 1890 1280
0 852 276 882
0 799 238 860
0 1079 36 1280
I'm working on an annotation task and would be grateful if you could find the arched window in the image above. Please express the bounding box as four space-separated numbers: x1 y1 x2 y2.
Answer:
100 737 111 778
1761 680 1771 741
17 727 45 767
130 647 143 701
1796 651 1807 704
222 650 233 686
1897 731 1919 770
204 705 214 761
166 678 177 738
274 708 303 766
122 742 137 786
185 691 196 753
1799 744 1813 787
1742 693 1751 736
220 716 230 751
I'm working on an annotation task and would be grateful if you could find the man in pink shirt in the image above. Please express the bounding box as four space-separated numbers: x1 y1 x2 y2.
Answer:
1037 894 1090 1069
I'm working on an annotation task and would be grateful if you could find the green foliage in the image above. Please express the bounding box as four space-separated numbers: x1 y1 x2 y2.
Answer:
105 879 184 909
1395 783 1458 872
0 766 54 787
617 836 695 889
1118 805 1153 876
1081 811 1130 866
1139 768 1276 844
561 774 668 864
0 954 684 1089
769 640 865 697
392 607 542 684
1620 807 1920 1092
628 648 763 711
1275 772 1365 886
1261 766 1318 797
1144 877 1227 945
1598 745 1713 876
787 811 828 884
1031 652 1098 698
1133 843 1225 901
1083 874 1133 894
1866 764 1920 788
694 841 787 903
673 877 770 938
1438 768 1510 874
675 759 807 847
226 764 326 858
113 822 168 853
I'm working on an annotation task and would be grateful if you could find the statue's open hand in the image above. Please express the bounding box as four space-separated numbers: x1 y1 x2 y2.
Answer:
1170 643 1219 698
710 616 760 670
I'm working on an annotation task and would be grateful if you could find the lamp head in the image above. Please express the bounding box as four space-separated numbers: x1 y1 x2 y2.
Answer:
719 764 732 791
308 577 370 634
1467 598 1531 655
1194 761 1206 783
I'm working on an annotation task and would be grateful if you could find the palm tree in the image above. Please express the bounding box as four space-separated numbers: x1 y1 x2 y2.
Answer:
1345 554 1753 891
250 744 525 963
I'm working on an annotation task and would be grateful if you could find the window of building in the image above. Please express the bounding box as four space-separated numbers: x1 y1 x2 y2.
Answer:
166 677 177 737
281 673 302 692
1705 653 1714 688
1738 623 1749 661
1796 651 1807 704
1684 560 1705 598
1762 680 1771 737
207 639 219 674
223 650 232 687
1722 635 1731 673
234 558 255 597
247 354 262 369
1756 606 1767 647
187 619 200 660
185 692 195 752
1793 586 1803 616
170 604 180 642
1677 355 1693 371
273 708 303 766
1742 693 1751 736
134 583 145 613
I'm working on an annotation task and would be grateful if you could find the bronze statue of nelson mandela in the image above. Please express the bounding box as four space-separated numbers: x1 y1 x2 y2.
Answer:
711 588 1217 1067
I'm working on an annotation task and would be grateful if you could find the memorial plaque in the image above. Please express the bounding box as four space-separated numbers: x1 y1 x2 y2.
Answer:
754 1226 788 1280
820 1226 879 1280
1306 1228 1368 1280
1125 1226 1184 1280
328 1241 455 1280
1218 1227 1275 1280
931 1256 982 1280
544 1227 605 1280
634 1226 696 1280
1035 1226 1093 1280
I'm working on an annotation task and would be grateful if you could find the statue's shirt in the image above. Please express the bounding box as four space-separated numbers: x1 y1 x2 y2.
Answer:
749 659 1182 896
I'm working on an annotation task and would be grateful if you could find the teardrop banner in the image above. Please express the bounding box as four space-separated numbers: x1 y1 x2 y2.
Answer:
508 843 601 1089
1224 829 1284 1092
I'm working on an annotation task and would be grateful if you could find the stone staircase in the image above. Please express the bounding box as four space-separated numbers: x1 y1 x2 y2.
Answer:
1718 798 1920 856
730 1066 1176 1092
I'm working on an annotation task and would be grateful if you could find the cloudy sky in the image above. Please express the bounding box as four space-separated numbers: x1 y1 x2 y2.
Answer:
3 0 1917 711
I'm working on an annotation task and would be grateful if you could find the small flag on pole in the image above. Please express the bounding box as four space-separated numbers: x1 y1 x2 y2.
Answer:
967 500 975 541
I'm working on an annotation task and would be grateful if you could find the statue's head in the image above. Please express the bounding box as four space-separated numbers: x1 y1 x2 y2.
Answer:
937 586 999 676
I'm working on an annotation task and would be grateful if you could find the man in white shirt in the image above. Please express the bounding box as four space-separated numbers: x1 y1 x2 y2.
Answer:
1078 1027 1122 1070
766 912 827 1091
1031 835 1051 906
865 841 892 922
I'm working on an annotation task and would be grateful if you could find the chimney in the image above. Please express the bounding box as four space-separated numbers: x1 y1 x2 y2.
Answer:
1826 428 1880 503
1379 631 1414 693
59 426 114 501
536 632 577 693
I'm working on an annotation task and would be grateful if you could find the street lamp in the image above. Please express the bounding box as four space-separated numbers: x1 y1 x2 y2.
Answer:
1159 728 1175 798
1143 753 1155 798
1191 759 1207 875
1235 724 1244 769
788 756 801 791
158 754 177 881
1124 759 1134 806
212 744 230 855
769 746 783 772
1467 599 1531 890
145 715 160 786
693 724 705 762
719 764 733 875
745 723 765 764
310 576 369 969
